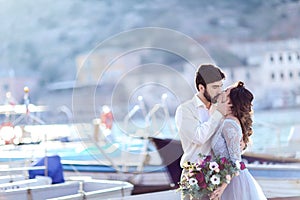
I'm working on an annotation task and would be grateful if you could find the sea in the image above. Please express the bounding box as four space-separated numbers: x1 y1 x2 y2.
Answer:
250 107 300 153
112 106 300 155
20 105 293 160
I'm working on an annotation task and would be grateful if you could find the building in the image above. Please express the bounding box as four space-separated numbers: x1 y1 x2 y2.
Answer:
224 38 300 109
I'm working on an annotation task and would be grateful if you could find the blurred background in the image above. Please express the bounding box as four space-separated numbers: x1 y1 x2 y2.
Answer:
0 2 300 196
0 0 300 126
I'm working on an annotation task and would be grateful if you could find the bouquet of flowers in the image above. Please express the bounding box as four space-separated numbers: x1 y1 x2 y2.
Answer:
178 154 246 199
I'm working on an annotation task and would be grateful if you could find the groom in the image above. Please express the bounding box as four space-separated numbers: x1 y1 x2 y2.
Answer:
175 63 231 200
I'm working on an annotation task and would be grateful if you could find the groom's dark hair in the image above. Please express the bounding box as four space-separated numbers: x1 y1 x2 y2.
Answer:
195 64 225 91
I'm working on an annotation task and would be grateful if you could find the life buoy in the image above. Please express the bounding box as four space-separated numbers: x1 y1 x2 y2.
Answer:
0 122 14 144
0 122 13 128
100 111 113 130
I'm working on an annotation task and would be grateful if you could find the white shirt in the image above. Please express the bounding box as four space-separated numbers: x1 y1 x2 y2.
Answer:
175 94 224 167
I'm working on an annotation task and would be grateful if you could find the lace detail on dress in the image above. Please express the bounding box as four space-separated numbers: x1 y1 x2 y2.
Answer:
212 120 267 200
212 119 242 163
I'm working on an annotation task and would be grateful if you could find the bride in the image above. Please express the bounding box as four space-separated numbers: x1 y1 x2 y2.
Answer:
211 81 267 200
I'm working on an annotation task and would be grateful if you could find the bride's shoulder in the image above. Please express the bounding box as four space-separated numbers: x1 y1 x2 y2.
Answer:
224 116 240 126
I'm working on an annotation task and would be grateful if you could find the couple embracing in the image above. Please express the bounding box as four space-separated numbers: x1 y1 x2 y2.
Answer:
175 64 267 200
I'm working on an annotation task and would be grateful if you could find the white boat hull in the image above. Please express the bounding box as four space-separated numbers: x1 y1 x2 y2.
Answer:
0 179 133 200
0 176 52 192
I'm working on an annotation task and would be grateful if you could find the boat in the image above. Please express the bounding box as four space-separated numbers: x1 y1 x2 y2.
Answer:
148 137 182 188
2 125 300 197
0 124 173 195
0 155 134 200
150 137 300 199
0 96 178 194
0 177 133 200
0 176 52 191
242 151 300 164
1 94 299 198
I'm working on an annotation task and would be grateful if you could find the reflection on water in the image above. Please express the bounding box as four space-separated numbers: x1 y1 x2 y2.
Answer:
251 107 300 153
111 107 300 154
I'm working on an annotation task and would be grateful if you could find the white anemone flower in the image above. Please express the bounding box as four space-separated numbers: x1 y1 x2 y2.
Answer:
209 161 219 172
210 175 220 185
235 160 241 169
188 178 198 186
226 175 232 183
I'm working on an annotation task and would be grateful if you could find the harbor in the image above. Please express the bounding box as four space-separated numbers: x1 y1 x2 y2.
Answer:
0 99 300 199
1 0 300 199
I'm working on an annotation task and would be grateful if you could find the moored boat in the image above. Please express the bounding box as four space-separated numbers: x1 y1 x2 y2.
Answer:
242 151 300 164
0 178 133 200
0 154 134 200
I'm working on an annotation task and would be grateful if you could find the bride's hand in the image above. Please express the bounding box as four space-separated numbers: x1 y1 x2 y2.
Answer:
209 183 228 200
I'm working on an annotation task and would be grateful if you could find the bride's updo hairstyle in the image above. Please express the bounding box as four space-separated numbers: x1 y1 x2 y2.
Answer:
229 81 254 149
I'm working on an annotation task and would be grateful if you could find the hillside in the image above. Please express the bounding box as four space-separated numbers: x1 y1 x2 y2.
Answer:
0 0 300 84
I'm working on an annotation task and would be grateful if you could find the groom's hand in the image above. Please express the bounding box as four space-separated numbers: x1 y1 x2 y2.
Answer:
240 140 247 152
216 92 232 117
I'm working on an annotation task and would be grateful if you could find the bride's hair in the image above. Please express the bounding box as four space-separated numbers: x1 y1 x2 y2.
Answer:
230 81 254 149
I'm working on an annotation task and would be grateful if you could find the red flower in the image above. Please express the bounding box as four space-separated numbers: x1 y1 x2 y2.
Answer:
219 163 225 170
195 172 205 183
198 181 207 189
220 157 229 164
240 162 246 170
204 155 212 162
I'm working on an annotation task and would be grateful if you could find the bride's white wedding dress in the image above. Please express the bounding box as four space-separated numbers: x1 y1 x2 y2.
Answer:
211 119 267 200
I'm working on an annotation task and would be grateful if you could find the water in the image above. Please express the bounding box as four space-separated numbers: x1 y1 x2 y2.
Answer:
110 107 300 154
2 107 298 171
251 107 300 153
